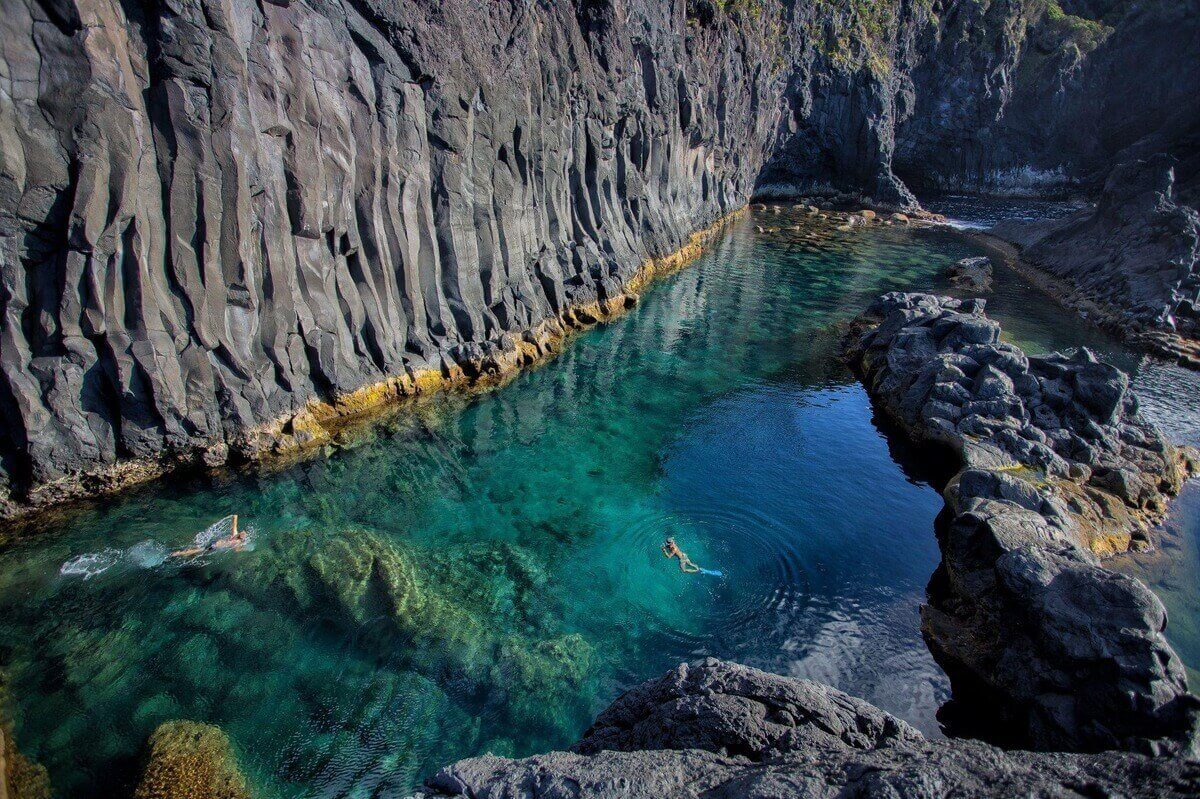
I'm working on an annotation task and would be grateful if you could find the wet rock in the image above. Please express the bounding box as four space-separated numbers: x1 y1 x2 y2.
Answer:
946 256 994 292
1 730 50 799
416 660 1200 799
995 156 1200 340
0 674 50 799
133 721 249 799
846 293 1199 755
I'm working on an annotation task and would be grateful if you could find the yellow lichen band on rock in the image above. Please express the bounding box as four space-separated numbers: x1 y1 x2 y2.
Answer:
134 721 250 799
0 209 745 523
246 207 747 464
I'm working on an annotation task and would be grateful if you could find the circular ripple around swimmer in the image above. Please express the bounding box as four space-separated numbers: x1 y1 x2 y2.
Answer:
609 502 815 654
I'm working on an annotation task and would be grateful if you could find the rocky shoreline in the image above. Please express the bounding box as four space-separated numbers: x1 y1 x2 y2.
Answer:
411 660 1200 799
846 293 1199 755
0 208 743 524
5 0 1198 522
990 157 1200 369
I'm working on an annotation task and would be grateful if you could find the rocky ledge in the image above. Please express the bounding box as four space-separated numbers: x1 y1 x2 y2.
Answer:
415 659 1200 799
846 292 1199 756
993 156 1200 367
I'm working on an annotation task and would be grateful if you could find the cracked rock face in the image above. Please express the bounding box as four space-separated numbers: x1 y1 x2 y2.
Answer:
415 660 1200 799
1 0 1198 519
847 292 1199 756
995 156 1200 339
0 0 792 516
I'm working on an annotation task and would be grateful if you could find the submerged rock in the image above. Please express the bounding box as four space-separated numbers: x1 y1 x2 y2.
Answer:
846 292 1199 756
945 256 993 292
224 526 595 732
0 673 50 799
0 730 50 799
133 721 249 799
416 660 1200 799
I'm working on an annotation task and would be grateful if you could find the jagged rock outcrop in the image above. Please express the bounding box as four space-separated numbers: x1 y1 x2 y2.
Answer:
2 0 1199 518
994 156 1200 347
0 672 49 799
846 292 1199 755
415 659 1200 799
945 255 992 292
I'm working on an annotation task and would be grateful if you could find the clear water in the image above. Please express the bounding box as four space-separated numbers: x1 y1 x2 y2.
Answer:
1 212 1197 799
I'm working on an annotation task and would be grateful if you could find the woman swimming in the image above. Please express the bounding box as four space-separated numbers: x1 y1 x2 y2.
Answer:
170 515 247 558
661 537 701 573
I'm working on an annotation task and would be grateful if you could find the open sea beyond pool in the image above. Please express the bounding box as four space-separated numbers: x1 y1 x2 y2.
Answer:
2 206 1199 798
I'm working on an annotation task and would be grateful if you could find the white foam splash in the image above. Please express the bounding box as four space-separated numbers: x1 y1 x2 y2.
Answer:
60 549 122 579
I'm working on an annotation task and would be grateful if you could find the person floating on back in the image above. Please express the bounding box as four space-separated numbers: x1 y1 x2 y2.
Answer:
171 515 247 559
662 537 701 573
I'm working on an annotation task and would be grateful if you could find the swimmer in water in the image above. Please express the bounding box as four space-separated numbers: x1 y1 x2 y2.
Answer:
662 537 700 573
170 515 247 559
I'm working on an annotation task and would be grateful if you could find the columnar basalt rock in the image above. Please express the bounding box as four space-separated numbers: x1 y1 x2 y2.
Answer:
0 0 790 518
414 660 1200 799
1 0 1199 518
846 292 1199 756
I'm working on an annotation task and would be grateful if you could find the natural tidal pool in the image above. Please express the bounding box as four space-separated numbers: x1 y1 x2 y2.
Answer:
1 210 1198 798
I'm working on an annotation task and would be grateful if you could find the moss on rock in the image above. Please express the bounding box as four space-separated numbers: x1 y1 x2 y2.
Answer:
1 672 50 799
133 721 249 799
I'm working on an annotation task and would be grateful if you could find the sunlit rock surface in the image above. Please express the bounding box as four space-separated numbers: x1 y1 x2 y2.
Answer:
415 660 1200 799
3 0 1199 517
133 721 249 799
847 292 1199 755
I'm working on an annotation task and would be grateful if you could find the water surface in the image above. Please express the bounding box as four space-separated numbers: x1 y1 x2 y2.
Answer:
1 211 1197 798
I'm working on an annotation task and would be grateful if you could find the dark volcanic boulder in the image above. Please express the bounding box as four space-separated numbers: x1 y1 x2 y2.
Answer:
416 660 1200 799
846 292 1199 756
945 256 993 292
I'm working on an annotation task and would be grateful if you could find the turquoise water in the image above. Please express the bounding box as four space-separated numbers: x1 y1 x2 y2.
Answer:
0 213 1197 798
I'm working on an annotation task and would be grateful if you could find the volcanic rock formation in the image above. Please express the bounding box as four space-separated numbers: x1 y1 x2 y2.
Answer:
2 0 1198 517
846 292 1198 755
413 659 1200 799
994 155 1200 348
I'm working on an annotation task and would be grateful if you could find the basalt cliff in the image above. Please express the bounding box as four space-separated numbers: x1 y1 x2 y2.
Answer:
1 0 1198 516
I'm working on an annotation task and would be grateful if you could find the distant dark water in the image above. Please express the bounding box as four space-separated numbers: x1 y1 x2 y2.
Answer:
0 209 1196 798
924 193 1086 231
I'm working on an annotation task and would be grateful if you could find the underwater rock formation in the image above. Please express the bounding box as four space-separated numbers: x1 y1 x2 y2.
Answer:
0 730 49 799
846 292 1198 755
0 672 49 799
3 0 1199 517
133 721 249 799
415 659 1200 799
223 526 593 734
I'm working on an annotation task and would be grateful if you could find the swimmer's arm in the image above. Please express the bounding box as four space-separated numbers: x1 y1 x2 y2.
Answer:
171 547 203 558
